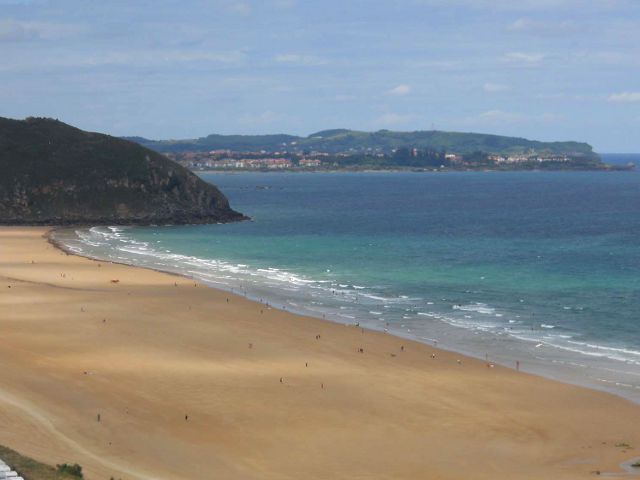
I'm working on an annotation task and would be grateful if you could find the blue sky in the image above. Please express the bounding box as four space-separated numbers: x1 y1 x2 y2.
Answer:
1 0 639 151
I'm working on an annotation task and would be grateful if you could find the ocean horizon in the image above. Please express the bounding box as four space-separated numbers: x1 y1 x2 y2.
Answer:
54 158 640 403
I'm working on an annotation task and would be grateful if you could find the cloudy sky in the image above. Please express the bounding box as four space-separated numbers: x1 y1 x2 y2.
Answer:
1 0 639 151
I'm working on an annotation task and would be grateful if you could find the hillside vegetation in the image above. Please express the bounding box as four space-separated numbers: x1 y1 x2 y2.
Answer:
0 117 244 225
0 445 83 480
128 128 597 157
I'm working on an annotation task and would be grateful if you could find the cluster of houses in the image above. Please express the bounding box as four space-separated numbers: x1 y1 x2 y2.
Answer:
166 151 325 170
299 158 322 167
0 458 25 480
166 148 575 171
445 153 463 163
202 158 294 169
488 154 570 164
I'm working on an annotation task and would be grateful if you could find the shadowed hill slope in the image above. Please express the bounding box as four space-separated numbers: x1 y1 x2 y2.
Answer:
0 117 245 225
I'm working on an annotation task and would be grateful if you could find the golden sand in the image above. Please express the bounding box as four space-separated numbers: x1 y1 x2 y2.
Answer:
0 227 639 479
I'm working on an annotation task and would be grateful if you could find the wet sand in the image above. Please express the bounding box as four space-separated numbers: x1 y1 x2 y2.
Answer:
0 227 639 479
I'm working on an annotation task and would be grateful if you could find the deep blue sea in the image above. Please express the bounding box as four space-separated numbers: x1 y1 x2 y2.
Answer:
55 153 640 402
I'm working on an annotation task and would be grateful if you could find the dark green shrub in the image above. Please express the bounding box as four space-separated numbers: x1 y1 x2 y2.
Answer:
56 463 83 478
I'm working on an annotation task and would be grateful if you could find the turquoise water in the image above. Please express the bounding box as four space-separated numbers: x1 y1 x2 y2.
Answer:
56 159 640 401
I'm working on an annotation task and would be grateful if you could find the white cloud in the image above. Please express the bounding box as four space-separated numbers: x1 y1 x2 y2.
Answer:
387 84 411 96
483 83 510 93
374 113 415 126
502 52 545 64
501 52 545 68
507 17 577 35
508 18 533 31
608 92 640 103
274 53 326 66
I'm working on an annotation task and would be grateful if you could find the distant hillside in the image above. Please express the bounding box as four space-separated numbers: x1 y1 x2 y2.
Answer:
0 117 245 225
127 129 598 157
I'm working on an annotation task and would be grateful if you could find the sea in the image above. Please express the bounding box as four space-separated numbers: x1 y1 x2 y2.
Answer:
53 153 640 403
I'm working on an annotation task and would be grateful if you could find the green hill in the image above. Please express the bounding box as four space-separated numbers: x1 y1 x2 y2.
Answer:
0 117 245 225
128 129 597 157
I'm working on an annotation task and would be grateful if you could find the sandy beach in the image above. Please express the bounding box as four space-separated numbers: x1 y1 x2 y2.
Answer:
0 226 639 479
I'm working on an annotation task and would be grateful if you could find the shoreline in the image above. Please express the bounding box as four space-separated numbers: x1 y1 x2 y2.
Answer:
1 226 640 479
193 166 635 174
51 226 640 406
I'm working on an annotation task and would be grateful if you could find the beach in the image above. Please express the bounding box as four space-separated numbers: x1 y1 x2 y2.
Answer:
1 226 639 479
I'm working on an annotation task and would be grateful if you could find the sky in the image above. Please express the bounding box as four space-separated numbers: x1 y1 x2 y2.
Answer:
1 0 639 152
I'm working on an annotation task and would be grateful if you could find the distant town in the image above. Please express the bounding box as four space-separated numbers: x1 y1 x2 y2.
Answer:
127 129 634 172
165 148 633 172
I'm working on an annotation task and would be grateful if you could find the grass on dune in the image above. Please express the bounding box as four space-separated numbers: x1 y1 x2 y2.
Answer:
0 445 83 479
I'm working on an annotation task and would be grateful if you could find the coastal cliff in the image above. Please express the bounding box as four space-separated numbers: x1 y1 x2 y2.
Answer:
0 117 245 225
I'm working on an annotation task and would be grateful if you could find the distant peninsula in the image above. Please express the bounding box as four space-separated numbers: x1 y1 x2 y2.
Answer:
125 129 633 172
0 117 245 225
126 128 598 155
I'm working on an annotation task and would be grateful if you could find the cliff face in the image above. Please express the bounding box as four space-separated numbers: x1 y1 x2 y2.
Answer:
0 117 245 225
